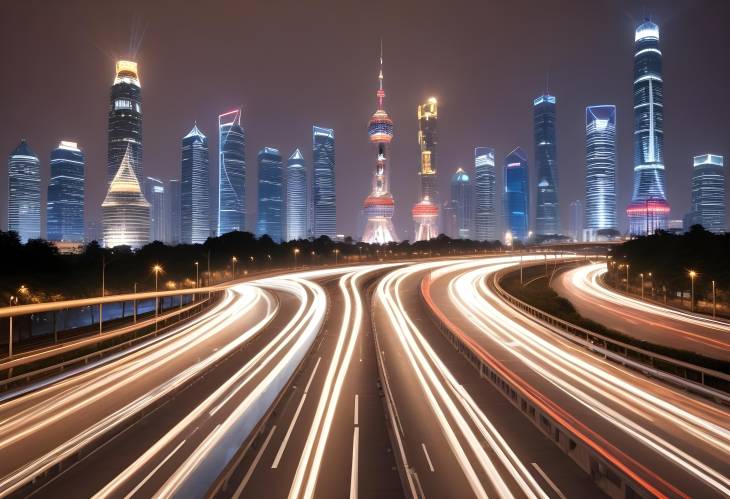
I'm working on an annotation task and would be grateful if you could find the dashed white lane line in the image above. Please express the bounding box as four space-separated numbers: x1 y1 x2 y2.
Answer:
531 462 566 499
421 443 435 472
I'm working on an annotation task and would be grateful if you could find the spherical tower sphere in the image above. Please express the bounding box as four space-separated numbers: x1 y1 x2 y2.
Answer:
368 110 393 144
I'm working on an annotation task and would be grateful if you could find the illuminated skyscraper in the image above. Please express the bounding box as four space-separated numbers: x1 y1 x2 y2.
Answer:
47 141 84 242
691 154 725 233
217 109 246 235
167 179 181 244
503 147 529 241
585 105 617 238
312 126 335 238
107 60 142 186
627 20 670 235
569 199 583 242
412 98 440 240
256 147 284 242
474 147 497 241
286 149 307 241
7 139 41 242
534 94 560 235
181 124 210 244
144 177 166 242
362 48 397 244
451 168 473 239
102 146 150 248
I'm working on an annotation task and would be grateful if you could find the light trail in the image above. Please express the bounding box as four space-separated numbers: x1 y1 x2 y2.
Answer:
426 257 730 497
375 259 550 499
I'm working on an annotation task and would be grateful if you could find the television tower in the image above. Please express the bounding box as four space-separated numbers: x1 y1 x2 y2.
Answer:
361 44 397 244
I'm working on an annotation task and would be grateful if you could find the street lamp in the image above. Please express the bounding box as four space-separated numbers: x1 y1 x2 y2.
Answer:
334 248 340 266
231 256 238 280
8 296 17 358
625 264 630 293
194 261 199 301
689 270 697 313
712 280 717 318
133 282 137 323
153 264 163 329
648 272 654 297
293 248 300 268
639 273 645 299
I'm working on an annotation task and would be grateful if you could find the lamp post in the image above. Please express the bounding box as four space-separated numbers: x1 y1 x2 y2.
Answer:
100 255 106 335
712 280 716 318
133 282 137 323
625 264 630 293
194 261 199 301
520 254 524 285
231 256 238 281
8 296 17 358
153 264 163 330
639 273 645 299
311 251 316 266
293 248 300 268
689 270 697 313
648 272 654 297
334 248 340 266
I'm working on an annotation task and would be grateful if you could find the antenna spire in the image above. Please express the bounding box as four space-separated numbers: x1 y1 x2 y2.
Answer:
377 38 385 108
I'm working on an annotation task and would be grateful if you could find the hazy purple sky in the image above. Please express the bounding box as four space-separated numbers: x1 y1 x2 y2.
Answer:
2 0 728 239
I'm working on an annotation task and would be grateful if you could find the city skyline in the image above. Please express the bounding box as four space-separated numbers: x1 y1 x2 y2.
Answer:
2 1 729 241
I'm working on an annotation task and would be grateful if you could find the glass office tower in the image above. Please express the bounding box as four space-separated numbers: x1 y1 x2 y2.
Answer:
286 149 307 241
217 109 246 235
451 168 473 239
503 147 529 241
144 177 166 242
474 147 497 241
312 126 336 238
691 154 725 233
181 124 210 244
585 105 617 239
534 94 560 235
47 141 85 242
107 60 143 186
256 147 284 242
7 139 41 242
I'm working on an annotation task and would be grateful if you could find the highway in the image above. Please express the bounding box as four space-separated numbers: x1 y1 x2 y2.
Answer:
552 263 730 361
423 256 730 498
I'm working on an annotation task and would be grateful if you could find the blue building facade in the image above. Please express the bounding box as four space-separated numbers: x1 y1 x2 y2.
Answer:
534 94 560 235
312 126 336 238
286 149 307 241
474 147 497 241
8 139 41 242
256 147 284 242
691 154 725 233
181 124 210 244
585 105 617 236
217 109 246 235
47 141 85 242
451 168 473 239
503 147 529 241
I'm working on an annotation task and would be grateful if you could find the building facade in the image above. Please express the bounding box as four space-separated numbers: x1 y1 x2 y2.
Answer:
167 179 181 244
101 146 150 248
451 168 473 239
585 105 618 239
569 199 583 242
107 60 143 186
312 126 336 238
144 177 166 242
690 154 725 233
534 94 560 235
8 139 41 242
474 147 497 241
47 141 84 242
503 147 529 241
362 50 397 244
286 149 307 241
181 124 210 244
256 147 284 242
627 20 670 235
413 98 440 241
217 109 246 235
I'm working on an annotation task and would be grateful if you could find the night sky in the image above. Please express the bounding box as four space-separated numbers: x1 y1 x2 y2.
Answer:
2 0 729 239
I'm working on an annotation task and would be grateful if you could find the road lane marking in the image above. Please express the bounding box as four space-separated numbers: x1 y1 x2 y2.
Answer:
421 443 435 472
125 439 187 498
350 427 359 499
271 394 307 469
304 357 322 393
233 425 276 498
531 463 566 499
354 394 359 426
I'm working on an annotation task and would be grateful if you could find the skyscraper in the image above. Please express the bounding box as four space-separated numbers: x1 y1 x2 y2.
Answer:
534 94 560 235
181 124 210 244
412 98 440 241
569 199 583 242
362 49 397 244
286 149 307 241
7 139 41 242
585 105 617 238
256 147 284 242
144 177 166 242
691 154 725 233
627 20 670 235
217 109 246 235
47 141 84 242
451 168 473 239
474 147 497 241
503 147 529 241
167 179 181 244
312 126 336 238
101 146 150 248
107 60 142 186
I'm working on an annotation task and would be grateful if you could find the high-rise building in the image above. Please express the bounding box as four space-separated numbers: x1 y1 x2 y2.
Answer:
286 149 307 241
101 145 150 248
167 179 181 244
107 60 142 186
8 139 41 242
474 147 497 241
503 147 529 241
181 124 210 244
534 94 560 235
690 154 725 233
362 49 397 244
585 105 617 239
144 177 166 242
256 147 284 242
312 126 336 238
569 199 583 242
441 201 457 239
47 141 84 242
217 109 246 235
451 168 473 239
627 20 670 235
413 98 440 240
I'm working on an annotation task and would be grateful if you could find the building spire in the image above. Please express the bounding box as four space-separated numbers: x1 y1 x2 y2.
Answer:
377 39 385 109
